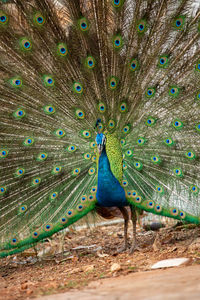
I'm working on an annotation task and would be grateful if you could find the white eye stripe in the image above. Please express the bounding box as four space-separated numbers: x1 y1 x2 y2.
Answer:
102 136 106 144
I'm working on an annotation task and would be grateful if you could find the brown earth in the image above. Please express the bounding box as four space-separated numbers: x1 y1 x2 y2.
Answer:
0 222 200 300
35 265 200 300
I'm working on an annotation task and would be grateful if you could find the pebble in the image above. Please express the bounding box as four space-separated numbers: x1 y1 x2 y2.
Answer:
110 263 121 272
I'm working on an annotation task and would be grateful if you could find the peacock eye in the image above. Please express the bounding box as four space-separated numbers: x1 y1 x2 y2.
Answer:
20 38 32 51
43 75 54 87
0 186 6 196
85 56 95 69
44 224 53 231
185 151 196 160
32 177 41 186
145 87 156 98
52 166 62 175
122 124 131 134
13 108 26 119
34 12 45 26
113 35 123 49
75 108 85 119
98 102 106 113
88 167 96 175
137 20 147 33
79 17 89 31
112 0 124 8
0 12 8 25
137 137 146 145
72 168 81 176
164 137 174 146
122 180 128 187
195 61 200 72
173 167 183 177
84 153 91 160
43 105 55 115
55 129 66 138
173 16 185 30
151 155 161 164
9 77 23 88
158 56 169 68
15 168 25 177
126 149 133 157
50 191 58 200
73 82 83 94
130 58 139 71
119 102 127 113
67 145 77 153
190 185 199 194
169 86 179 97
134 161 143 170
172 119 183 130
109 76 118 89
57 43 68 56
146 117 156 126
82 130 91 139
23 137 34 146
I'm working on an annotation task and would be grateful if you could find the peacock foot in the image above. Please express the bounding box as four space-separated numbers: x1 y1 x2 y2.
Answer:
117 245 128 253
129 243 140 254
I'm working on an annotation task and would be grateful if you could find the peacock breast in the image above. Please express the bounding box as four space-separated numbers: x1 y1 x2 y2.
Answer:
96 133 127 207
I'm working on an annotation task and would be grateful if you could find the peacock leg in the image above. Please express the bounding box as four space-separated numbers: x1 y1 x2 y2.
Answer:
129 206 137 254
117 207 129 252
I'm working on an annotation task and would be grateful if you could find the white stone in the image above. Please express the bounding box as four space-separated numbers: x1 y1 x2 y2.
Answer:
151 258 190 269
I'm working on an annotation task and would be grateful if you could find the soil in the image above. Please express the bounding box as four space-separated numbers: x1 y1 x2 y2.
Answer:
0 222 200 300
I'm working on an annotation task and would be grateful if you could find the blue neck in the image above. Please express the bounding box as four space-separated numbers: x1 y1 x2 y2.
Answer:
96 148 127 207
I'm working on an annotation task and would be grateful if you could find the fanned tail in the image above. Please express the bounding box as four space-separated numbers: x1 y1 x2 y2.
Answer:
0 0 200 257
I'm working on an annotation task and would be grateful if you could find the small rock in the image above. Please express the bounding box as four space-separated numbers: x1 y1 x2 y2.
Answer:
188 238 200 252
26 289 33 296
152 234 162 251
82 265 95 272
38 246 55 258
151 257 191 269
68 267 81 274
110 263 121 272
97 252 109 258
21 282 28 290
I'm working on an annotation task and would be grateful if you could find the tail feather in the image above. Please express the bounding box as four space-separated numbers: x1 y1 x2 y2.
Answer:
0 0 200 257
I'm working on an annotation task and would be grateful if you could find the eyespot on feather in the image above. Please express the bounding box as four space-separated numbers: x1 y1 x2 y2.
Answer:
0 149 9 159
78 17 89 32
23 137 34 146
33 12 45 26
0 186 6 196
73 82 83 94
57 43 68 56
55 129 66 138
72 168 81 176
0 11 8 25
37 152 48 161
43 105 56 115
52 165 62 175
13 108 26 119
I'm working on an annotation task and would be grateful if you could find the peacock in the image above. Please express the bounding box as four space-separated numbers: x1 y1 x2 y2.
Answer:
0 0 200 258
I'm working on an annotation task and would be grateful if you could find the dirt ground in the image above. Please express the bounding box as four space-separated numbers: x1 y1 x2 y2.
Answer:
34 265 200 300
0 221 200 300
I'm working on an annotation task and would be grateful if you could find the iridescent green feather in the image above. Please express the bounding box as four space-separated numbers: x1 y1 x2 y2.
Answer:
0 0 200 258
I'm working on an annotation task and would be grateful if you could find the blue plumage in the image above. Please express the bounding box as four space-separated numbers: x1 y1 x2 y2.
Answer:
96 148 127 207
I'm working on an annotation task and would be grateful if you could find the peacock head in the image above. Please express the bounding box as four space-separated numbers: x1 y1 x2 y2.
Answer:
96 133 106 155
